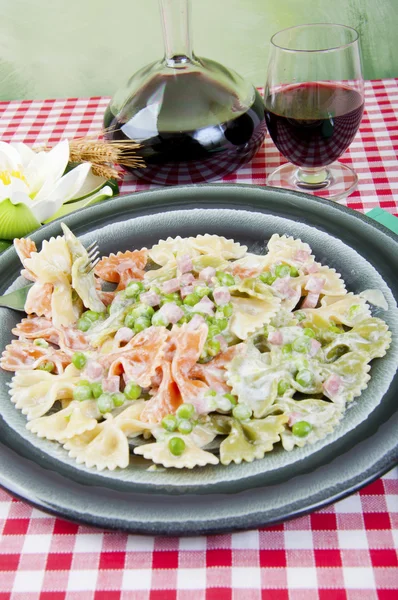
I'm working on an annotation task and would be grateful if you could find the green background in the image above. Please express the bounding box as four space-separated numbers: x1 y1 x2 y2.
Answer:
1 0 397 100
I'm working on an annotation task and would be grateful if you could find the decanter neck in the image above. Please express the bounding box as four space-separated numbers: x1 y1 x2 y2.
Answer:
159 0 194 67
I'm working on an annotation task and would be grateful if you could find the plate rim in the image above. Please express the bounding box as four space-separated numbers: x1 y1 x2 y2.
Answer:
0 183 397 535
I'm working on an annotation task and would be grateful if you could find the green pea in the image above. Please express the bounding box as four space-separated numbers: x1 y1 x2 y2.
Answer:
329 325 342 334
194 285 211 298
205 389 217 397
33 338 49 348
130 304 155 320
222 303 233 317
125 281 145 298
124 313 136 329
162 415 178 432
97 393 114 414
124 381 141 400
290 266 299 277
178 315 188 325
259 271 276 285
112 392 125 407
151 311 169 327
91 382 103 399
215 271 235 286
232 404 253 421
168 437 186 456
72 352 87 370
292 337 310 353
37 361 55 373
295 369 313 387
134 316 151 333
178 419 193 434
213 317 228 332
282 343 293 355
223 393 238 406
183 293 201 306
77 317 91 332
161 292 182 306
277 379 290 395
292 420 313 437
83 310 102 323
295 311 306 322
303 328 315 338
177 403 195 419
73 383 92 401
275 264 291 278
208 324 221 338
206 339 221 357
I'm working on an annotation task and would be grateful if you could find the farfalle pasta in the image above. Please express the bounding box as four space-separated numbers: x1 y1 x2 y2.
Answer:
0 228 392 471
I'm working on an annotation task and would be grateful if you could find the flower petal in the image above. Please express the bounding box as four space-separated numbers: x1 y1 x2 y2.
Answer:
30 162 92 223
45 186 113 223
0 197 40 240
67 170 107 203
0 141 21 171
24 139 70 198
10 143 36 168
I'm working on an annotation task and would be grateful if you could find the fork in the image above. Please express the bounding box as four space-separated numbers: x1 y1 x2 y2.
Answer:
0 240 100 312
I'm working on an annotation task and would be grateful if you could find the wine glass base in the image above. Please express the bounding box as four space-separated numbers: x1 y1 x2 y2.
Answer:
266 162 358 202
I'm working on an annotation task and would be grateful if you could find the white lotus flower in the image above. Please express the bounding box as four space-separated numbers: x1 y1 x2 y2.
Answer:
0 140 113 240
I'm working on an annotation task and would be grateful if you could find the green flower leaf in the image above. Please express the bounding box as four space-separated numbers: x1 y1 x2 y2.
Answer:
0 198 41 240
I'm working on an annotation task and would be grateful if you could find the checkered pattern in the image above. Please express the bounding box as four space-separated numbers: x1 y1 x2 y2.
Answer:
0 80 397 597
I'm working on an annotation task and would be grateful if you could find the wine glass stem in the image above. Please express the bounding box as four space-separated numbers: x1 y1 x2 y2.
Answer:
159 0 193 67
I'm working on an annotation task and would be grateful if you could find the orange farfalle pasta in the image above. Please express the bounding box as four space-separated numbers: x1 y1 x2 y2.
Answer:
171 324 209 412
140 361 182 423
24 282 53 318
1 340 70 373
95 250 148 291
14 238 38 281
190 344 245 393
105 326 168 387
12 317 89 351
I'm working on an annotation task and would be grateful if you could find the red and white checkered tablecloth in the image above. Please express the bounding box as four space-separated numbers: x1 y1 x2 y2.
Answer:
0 79 397 599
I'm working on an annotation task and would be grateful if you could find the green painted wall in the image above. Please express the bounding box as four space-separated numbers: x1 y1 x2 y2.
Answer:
0 0 397 100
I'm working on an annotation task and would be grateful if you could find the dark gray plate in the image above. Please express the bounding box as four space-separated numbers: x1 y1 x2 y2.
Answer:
0 184 397 535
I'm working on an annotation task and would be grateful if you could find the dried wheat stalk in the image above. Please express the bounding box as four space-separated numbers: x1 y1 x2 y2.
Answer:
38 131 146 179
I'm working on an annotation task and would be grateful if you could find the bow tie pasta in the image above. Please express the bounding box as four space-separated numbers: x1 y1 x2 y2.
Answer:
1 228 392 471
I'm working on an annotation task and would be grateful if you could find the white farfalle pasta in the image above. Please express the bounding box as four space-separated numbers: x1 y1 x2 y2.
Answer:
2 226 392 471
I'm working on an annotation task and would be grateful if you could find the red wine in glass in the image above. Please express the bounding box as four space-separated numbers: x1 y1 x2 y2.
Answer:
265 82 364 168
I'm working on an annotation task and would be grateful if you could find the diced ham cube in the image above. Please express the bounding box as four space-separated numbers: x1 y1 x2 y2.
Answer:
213 286 231 306
294 250 310 263
309 338 322 356
115 327 134 344
180 285 195 299
179 272 195 287
304 262 320 274
301 293 319 308
84 360 103 381
160 302 184 324
177 254 193 274
323 374 343 398
140 290 160 307
268 330 283 345
305 277 325 293
161 278 180 294
214 334 228 353
288 412 302 426
187 314 206 330
272 278 296 298
102 375 120 393
199 266 216 283
193 295 215 316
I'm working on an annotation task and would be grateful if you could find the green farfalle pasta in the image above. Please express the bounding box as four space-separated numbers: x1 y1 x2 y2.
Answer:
323 317 391 361
219 414 288 465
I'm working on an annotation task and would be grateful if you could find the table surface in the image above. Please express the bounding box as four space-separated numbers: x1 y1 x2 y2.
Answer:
0 79 397 599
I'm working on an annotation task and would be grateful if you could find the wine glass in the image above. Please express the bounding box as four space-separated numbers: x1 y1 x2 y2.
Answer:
264 24 364 201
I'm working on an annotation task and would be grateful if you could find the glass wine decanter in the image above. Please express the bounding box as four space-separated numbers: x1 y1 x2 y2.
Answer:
104 0 266 185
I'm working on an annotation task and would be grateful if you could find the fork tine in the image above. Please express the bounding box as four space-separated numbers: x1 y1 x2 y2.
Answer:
87 244 99 260
85 240 97 253
86 257 100 274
